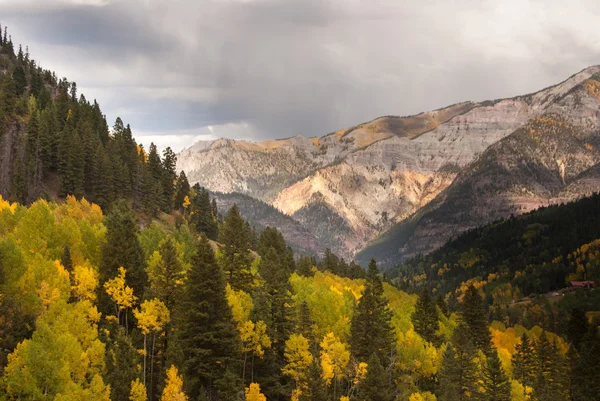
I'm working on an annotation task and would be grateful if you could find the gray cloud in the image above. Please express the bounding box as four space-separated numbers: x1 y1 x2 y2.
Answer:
2 0 600 150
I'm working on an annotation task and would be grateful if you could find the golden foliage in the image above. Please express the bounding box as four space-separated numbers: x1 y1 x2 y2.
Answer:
105 267 137 312
160 365 188 401
320 332 349 385
129 378 147 401
134 298 170 335
245 383 267 401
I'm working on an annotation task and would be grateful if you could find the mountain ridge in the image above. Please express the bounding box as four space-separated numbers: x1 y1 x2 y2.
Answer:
178 65 600 260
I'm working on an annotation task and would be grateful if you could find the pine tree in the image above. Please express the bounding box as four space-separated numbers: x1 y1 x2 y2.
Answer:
320 248 339 274
218 204 253 291
567 308 590 350
437 322 480 401
189 186 217 239
571 326 600 401
61 245 73 273
411 288 441 346
178 235 241 400
104 326 140 401
161 147 177 212
357 353 394 401
350 258 395 363
461 284 491 352
100 200 147 305
481 348 510 401
512 333 536 391
533 332 569 401
173 171 190 212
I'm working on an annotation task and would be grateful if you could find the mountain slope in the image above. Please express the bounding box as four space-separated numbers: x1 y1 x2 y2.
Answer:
210 191 324 256
359 72 600 266
179 66 600 259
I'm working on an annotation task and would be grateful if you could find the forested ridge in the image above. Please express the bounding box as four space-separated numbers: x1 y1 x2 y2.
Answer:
0 25 599 401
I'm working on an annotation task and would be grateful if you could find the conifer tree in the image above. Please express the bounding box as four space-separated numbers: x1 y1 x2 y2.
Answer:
461 284 491 352
481 348 510 401
218 204 253 291
512 333 536 391
100 200 147 304
533 332 569 401
411 287 441 345
104 326 140 401
173 171 190 212
178 235 241 400
350 258 395 363
567 308 590 350
357 353 395 401
189 186 217 239
437 322 480 401
571 326 600 401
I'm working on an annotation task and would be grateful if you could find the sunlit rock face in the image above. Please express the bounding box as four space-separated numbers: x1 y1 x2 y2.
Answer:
178 66 600 260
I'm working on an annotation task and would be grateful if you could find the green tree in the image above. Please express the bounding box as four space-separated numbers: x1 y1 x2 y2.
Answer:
189 185 218 239
437 322 479 401
481 348 510 401
411 287 441 346
567 308 590 350
357 353 394 401
178 234 241 400
511 333 536 391
173 171 190 212
349 258 395 363
100 200 147 305
570 326 600 401
461 284 491 352
218 204 253 291
533 331 569 401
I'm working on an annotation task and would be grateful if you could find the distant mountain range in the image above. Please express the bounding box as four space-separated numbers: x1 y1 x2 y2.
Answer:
177 66 600 266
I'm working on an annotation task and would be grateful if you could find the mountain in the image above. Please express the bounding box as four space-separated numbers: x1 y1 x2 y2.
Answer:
393 191 600 300
209 191 325 255
178 66 600 261
359 71 600 266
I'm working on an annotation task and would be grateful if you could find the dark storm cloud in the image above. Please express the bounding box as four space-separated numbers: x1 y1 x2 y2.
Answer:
2 0 600 150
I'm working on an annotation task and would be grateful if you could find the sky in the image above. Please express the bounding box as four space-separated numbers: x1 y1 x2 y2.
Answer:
2 0 600 151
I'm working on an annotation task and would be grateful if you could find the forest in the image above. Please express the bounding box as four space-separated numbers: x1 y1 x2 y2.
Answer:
0 25 600 401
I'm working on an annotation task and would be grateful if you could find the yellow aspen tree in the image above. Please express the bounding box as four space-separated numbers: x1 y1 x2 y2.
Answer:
133 298 170 388
104 266 137 331
283 334 313 395
129 378 147 401
245 382 267 401
72 264 98 302
320 332 349 401
160 365 188 401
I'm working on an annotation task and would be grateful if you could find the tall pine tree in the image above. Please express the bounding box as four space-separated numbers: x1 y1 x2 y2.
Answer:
349 259 394 363
177 234 241 400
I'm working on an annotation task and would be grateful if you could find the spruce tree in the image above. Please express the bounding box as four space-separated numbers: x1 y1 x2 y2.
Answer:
218 204 253 291
462 284 491 352
567 308 590 350
178 234 241 400
173 171 190 211
100 200 147 304
481 348 510 401
189 186 217 239
571 326 600 401
512 333 536 391
350 259 395 363
411 287 441 346
357 353 394 401
533 332 569 401
104 326 140 401
438 322 480 401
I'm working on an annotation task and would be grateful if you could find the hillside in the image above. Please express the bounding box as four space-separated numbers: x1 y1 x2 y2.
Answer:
359 72 600 265
210 191 325 255
178 66 600 259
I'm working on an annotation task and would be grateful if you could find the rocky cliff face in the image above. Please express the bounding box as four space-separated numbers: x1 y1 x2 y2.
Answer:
178 66 600 260
359 69 600 266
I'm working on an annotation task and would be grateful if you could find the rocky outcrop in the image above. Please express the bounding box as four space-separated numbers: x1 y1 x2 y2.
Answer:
179 66 600 260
